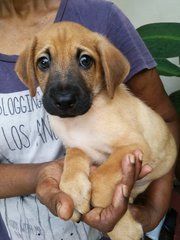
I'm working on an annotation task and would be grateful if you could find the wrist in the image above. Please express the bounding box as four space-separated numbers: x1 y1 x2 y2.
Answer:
31 162 50 194
0 163 49 198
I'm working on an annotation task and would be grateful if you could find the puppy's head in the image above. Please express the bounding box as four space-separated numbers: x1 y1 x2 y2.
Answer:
15 22 130 118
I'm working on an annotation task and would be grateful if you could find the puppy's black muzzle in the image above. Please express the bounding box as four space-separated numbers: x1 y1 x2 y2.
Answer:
55 91 77 109
43 82 92 118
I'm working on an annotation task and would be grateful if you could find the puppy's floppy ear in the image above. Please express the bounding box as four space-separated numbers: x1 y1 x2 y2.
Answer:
15 38 37 96
97 37 130 98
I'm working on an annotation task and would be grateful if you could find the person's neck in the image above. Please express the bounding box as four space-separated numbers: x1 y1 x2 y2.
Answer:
0 0 61 19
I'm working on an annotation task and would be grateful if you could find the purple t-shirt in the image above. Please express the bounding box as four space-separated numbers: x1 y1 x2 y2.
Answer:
0 0 156 94
0 1 156 240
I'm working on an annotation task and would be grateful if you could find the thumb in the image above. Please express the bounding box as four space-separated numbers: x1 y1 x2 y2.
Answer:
56 192 74 220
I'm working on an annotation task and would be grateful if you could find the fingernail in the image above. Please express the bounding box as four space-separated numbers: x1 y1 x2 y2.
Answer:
122 184 129 198
138 152 143 162
128 154 135 164
56 203 62 218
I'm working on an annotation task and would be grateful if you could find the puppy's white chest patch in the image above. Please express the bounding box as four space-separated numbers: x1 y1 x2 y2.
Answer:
49 114 112 164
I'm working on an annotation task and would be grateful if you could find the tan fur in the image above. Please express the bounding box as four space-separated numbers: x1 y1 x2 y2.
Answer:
15 22 177 240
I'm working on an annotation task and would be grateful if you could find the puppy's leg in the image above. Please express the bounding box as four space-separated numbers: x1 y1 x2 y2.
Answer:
108 209 143 240
90 144 151 240
90 145 149 208
60 147 91 221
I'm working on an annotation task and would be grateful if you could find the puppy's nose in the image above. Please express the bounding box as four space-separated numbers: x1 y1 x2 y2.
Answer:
55 93 77 109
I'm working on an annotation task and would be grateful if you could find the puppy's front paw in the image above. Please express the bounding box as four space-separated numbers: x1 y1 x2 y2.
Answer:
90 170 115 208
71 209 81 222
60 172 91 221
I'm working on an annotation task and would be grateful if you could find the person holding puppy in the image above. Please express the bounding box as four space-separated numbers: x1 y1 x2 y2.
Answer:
0 0 179 240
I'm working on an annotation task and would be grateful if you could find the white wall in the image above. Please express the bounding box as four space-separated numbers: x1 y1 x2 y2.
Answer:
111 0 180 94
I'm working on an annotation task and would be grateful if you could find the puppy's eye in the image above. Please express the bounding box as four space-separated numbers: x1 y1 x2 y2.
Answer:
37 55 50 71
79 54 93 69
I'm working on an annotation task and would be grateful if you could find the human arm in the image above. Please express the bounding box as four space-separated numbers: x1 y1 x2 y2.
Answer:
0 163 45 198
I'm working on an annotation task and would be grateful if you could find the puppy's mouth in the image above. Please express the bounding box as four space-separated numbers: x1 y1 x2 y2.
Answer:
42 83 92 118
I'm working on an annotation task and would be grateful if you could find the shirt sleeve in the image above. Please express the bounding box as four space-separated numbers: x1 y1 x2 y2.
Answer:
105 2 157 82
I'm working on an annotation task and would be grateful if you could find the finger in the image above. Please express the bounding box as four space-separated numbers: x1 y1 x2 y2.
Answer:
101 183 128 224
112 183 129 213
132 150 152 179
56 192 74 220
121 153 137 195
82 206 120 232
82 183 128 232
132 149 143 180
139 164 152 179
82 207 106 230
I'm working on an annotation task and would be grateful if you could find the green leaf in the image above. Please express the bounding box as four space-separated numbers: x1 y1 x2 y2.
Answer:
155 58 180 77
169 90 180 117
137 23 180 58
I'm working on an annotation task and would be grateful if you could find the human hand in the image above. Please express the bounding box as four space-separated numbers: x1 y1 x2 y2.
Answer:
35 160 74 220
35 152 152 231
82 150 152 233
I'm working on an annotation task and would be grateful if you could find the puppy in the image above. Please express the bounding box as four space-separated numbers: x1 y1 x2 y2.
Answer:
15 22 177 240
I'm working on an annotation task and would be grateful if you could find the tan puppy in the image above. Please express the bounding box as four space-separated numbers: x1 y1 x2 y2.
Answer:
15 22 177 240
